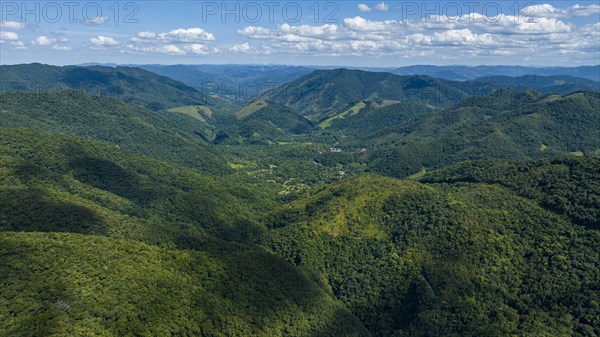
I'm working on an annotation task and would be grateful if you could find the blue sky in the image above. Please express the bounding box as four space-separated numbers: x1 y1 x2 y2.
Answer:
1 1 599 66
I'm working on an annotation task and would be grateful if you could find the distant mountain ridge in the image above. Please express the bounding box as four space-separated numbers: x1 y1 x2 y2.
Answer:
138 64 316 103
471 75 600 94
84 63 600 82
263 68 598 122
0 63 232 111
390 64 600 81
264 68 491 121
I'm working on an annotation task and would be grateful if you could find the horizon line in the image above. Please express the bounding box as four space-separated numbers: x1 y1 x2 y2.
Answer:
2 62 600 69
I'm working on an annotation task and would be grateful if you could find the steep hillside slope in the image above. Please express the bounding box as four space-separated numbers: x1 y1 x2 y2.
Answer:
421 157 600 228
0 91 227 174
266 170 600 336
0 232 368 337
0 128 270 246
217 101 314 144
318 100 436 136
0 127 371 336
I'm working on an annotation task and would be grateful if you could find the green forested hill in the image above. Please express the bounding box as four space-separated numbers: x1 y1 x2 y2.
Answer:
0 128 271 246
0 128 368 336
0 232 367 337
421 157 600 228
266 68 489 121
0 91 228 174
236 101 313 134
220 87 599 183
365 90 600 177
318 100 437 136
215 101 314 144
266 171 600 336
0 63 234 111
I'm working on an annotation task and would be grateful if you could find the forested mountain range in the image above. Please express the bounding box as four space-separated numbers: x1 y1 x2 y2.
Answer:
139 64 315 95
1 63 599 337
84 63 600 83
389 64 600 81
0 63 235 111
362 90 600 177
80 63 599 92
266 163 600 336
265 69 490 120
227 100 314 144
266 68 599 122
2 129 598 335
472 75 600 95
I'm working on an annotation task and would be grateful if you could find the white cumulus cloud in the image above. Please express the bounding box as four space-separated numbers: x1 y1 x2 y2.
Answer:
0 31 27 49
90 36 120 47
122 42 217 56
232 4 598 61
31 36 56 46
357 4 371 12
160 45 185 55
1 31 20 42
521 4 568 18
229 42 271 54
161 28 215 42
570 4 600 16
343 16 398 32
375 2 389 12
123 44 185 55
186 43 208 54
131 28 215 44
134 31 157 40
1 21 25 29
30 35 70 50
429 29 494 46
521 3 600 18
124 27 217 55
